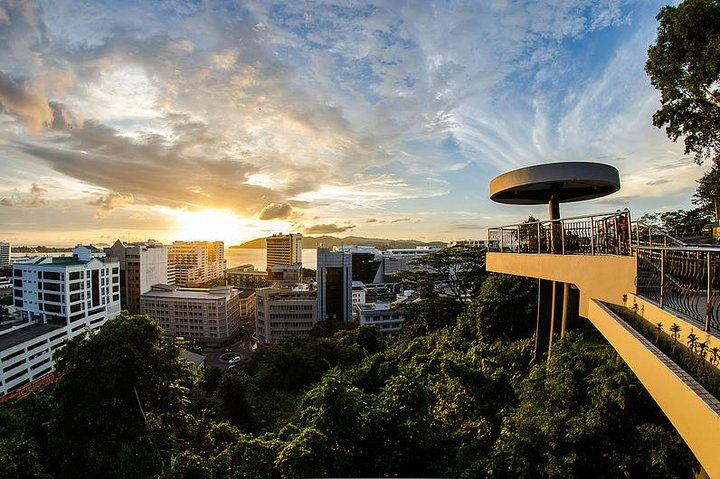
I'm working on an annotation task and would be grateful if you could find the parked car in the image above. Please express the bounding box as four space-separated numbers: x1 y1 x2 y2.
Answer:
228 355 243 365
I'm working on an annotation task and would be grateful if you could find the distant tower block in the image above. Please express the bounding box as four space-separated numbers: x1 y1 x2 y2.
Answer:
489 162 621 362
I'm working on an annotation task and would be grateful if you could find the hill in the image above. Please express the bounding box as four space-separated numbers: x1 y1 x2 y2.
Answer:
230 235 446 250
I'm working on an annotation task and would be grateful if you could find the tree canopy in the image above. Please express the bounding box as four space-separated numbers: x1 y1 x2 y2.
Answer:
646 0 720 166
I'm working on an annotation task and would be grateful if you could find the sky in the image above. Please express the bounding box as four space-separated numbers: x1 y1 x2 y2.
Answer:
0 0 705 247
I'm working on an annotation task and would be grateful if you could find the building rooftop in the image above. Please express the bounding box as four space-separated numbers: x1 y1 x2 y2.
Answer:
143 284 238 300
0 322 64 351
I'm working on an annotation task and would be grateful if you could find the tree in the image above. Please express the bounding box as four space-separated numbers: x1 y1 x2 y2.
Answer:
646 0 720 165
48 312 191 478
393 245 486 305
646 0 720 218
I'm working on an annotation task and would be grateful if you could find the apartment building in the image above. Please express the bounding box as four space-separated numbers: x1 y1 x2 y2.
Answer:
255 286 318 344
1 246 121 396
104 239 169 314
140 284 253 347
169 241 225 286
0 242 10 268
266 233 302 270
355 302 406 335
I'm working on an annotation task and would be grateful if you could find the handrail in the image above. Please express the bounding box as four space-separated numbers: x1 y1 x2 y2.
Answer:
491 210 631 230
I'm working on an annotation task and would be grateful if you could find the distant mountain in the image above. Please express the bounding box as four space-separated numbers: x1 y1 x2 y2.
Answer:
230 236 446 250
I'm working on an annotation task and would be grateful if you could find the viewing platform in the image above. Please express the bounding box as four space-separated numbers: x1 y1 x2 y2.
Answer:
486 162 720 477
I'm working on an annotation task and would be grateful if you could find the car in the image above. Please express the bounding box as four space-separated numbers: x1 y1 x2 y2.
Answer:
228 355 243 365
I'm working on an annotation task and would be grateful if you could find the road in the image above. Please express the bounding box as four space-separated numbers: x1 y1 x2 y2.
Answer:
201 317 257 369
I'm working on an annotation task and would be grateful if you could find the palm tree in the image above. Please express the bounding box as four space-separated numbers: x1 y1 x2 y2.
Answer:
710 347 720 366
687 332 699 353
670 323 681 341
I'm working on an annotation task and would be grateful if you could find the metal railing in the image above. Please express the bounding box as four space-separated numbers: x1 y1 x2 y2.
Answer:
488 210 720 333
487 210 632 256
636 245 720 333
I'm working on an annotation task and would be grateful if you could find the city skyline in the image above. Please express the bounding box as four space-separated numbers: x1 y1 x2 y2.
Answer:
0 0 706 246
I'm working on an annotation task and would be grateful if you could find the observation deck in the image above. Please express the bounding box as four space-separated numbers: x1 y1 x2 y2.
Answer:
487 162 720 477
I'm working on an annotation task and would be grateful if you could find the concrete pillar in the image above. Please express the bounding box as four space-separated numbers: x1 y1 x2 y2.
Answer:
534 279 553 362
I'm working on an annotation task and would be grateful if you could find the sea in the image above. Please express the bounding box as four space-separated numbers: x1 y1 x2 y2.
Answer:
225 248 317 270
12 248 318 271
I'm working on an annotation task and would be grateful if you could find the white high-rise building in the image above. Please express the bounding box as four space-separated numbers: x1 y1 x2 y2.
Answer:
0 242 10 268
266 233 302 271
169 241 225 286
104 240 169 314
1 246 121 397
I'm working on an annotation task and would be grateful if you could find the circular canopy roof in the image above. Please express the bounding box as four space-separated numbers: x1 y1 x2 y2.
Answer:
489 162 620 205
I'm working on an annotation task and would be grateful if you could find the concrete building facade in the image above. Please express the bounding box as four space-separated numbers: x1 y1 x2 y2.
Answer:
104 239 169 314
226 266 268 289
1 246 121 396
169 241 225 286
255 287 318 344
316 248 353 322
266 233 302 270
140 284 253 347
0 242 10 268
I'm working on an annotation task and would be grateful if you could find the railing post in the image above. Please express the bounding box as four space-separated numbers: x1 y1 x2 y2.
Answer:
660 249 666 309
500 228 504 252
706 252 712 332
590 216 595 255
517 225 520 253
537 222 541 254
560 220 565 255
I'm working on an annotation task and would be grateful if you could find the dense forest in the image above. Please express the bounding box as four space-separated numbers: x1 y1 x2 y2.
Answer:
0 258 697 478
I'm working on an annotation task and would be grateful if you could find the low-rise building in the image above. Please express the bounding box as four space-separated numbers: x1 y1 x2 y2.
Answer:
0 242 10 268
255 286 318 344
226 266 268 289
140 285 253 347
355 301 406 335
269 263 302 287
1 246 121 396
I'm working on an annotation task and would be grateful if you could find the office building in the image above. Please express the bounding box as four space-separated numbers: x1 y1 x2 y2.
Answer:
169 241 225 286
316 248 353 322
140 285 253 347
255 286 318 344
266 233 302 270
1 246 121 396
104 239 169 314
0 242 10 268
226 265 268 289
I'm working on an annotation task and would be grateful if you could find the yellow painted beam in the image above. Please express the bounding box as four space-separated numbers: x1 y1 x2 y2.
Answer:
487 253 635 316
588 300 720 478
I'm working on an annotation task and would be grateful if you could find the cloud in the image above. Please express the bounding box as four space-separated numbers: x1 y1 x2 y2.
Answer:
0 182 47 207
0 72 53 132
391 217 412 223
304 223 356 234
258 202 294 220
366 218 378 223
86 192 134 216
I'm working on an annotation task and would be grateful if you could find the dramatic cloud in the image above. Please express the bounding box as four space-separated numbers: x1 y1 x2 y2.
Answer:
0 1 699 244
86 192 134 217
258 203 294 220
305 223 356 234
0 182 47 208
0 71 53 131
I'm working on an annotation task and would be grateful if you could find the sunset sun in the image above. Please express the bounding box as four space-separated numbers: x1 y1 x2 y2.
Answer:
171 209 253 246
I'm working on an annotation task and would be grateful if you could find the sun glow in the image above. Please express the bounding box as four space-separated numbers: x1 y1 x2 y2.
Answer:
170 209 256 246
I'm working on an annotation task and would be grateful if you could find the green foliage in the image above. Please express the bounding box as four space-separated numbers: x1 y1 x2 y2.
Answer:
460 273 537 342
393 245 487 304
646 0 720 166
495 334 695 478
48 312 189 478
640 208 713 235
0 276 698 478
